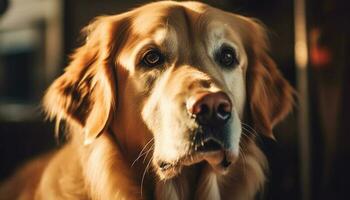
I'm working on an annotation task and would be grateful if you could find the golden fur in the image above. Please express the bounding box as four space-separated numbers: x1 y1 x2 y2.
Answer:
0 1 293 200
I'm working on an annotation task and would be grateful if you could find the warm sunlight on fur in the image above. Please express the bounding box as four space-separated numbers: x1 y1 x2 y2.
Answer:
0 1 293 200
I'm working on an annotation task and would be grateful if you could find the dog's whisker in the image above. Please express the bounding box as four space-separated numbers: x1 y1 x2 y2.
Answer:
242 127 265 145
239 146 247 175
131 138 154 167
141 155 153 198
241 124 256 135
239 139 249 175
241 125 257 137
241 123 260 137
241 131 256 144
143 144 154 163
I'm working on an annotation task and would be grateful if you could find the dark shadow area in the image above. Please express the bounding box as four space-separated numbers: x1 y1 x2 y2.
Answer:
0 121 56 180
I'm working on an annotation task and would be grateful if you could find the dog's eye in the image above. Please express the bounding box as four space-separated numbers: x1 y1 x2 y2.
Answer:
142 49 164 67
216 46 239 68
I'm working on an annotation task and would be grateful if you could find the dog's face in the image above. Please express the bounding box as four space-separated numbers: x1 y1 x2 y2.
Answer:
44 1 293 181
121 3 248 178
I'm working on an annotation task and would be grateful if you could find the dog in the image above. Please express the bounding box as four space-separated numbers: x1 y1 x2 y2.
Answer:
0 1 294 199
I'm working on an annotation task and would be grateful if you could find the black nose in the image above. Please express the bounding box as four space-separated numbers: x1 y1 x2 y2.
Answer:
190 92 232 127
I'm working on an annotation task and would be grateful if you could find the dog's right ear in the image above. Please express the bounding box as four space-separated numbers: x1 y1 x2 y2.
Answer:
44 16 128 144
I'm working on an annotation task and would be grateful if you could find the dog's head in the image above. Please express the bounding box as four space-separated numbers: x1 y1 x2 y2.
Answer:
44 1 293 180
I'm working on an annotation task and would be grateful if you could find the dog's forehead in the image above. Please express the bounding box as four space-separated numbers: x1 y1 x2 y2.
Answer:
126 2 247 48
129 2 203 35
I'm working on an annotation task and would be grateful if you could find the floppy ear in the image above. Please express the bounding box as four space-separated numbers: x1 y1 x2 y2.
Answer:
244 19 294 138
44 16 123 144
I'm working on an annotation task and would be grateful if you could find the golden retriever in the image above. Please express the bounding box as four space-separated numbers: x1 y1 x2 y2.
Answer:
0 1 294 199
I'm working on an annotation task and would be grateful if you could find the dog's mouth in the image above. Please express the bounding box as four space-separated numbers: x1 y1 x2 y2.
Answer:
156 137 238 179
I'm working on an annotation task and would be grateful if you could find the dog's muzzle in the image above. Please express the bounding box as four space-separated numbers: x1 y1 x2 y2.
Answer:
157 91 237 177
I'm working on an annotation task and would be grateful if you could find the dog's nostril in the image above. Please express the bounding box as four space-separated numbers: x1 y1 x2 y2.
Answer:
216 103 231 121
198 104 210 115
189 92 232 126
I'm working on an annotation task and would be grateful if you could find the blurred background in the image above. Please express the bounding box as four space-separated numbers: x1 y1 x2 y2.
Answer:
0 0 349 199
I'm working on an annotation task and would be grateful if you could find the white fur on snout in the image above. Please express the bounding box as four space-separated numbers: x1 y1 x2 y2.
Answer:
200 21 248 163
227 110 242 154
141 68 193 165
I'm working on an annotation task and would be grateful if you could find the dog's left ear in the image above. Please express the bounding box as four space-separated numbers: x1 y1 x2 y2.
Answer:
44 16 125 144
244 18 294 139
